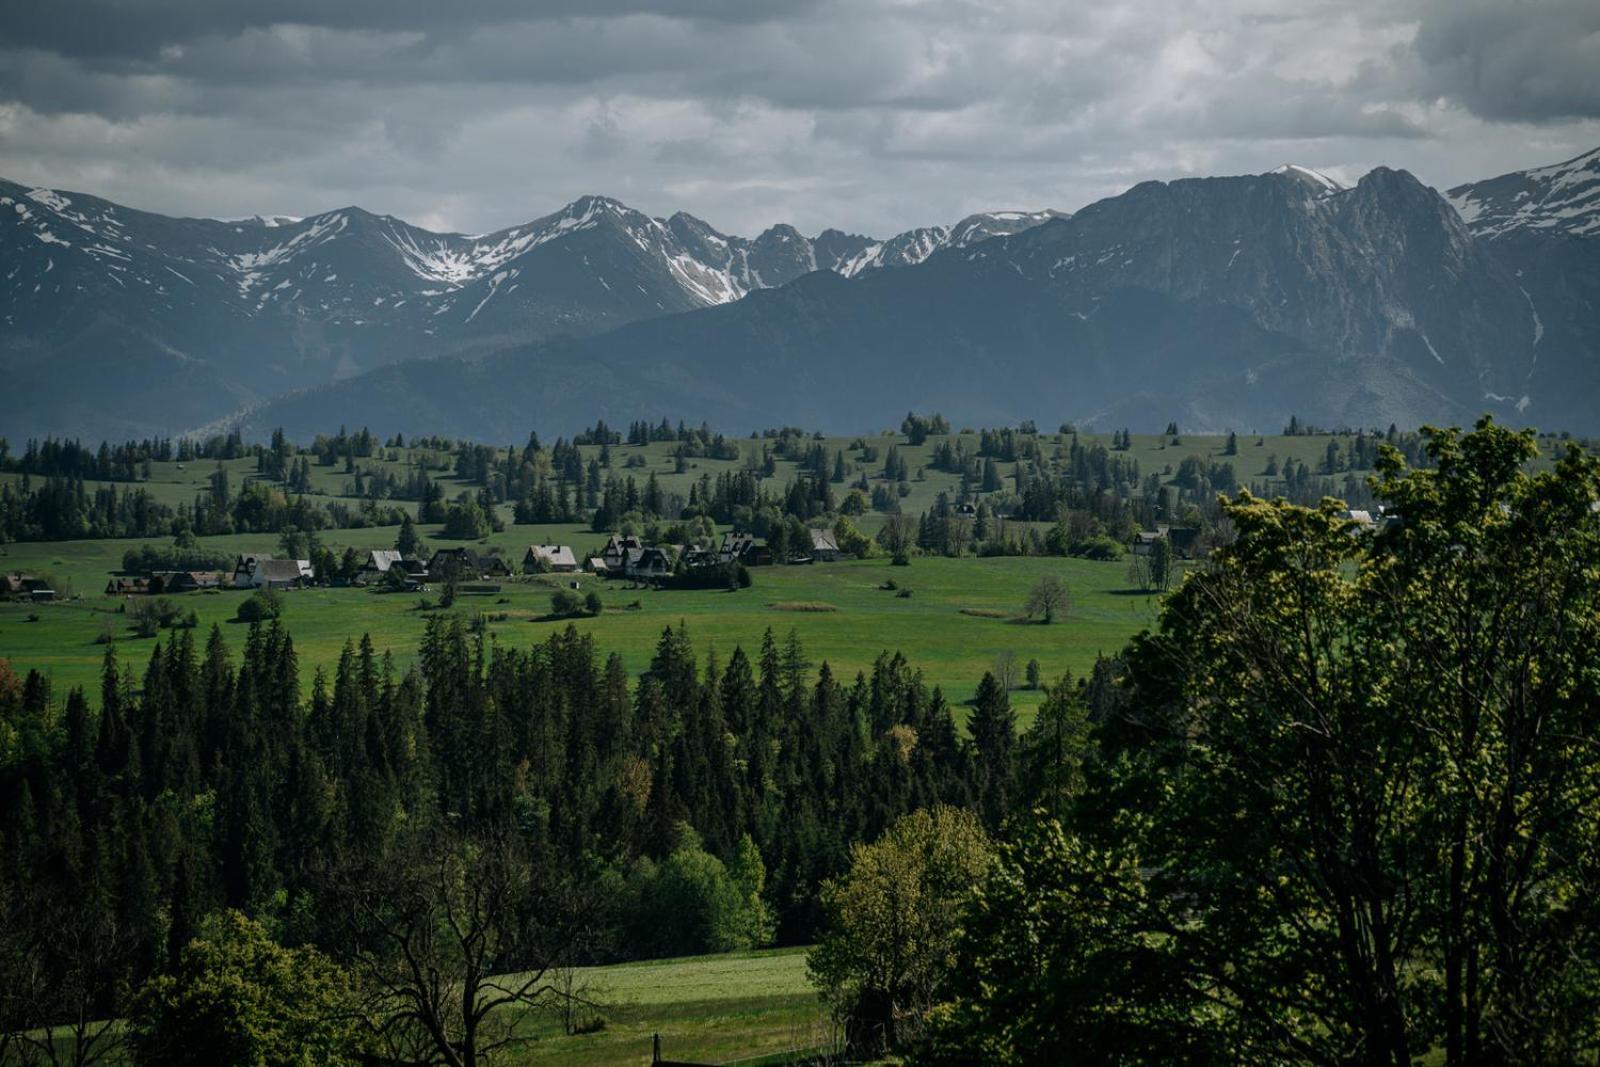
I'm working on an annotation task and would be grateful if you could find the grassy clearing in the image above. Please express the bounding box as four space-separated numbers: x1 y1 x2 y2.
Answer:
0 548 1168 722
496 948 828 1066
8 424 1329 712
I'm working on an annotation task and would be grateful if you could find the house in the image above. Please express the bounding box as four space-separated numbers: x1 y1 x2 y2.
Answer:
953 502 978 517
107 576 153 596
427 547 483 579
1167 527 1200 559
233 555 308 590
601 534 643 573
1132 524 1200 560
1338 509 1379 536
809 529 843 562
523 544 578 573
585 556 608 574
256 559 309 589
681 542 719 569
427 547 512 580
356 549 404 584
149 570 222 594
232 553 273 588
626 546 676 580
717 533 772 567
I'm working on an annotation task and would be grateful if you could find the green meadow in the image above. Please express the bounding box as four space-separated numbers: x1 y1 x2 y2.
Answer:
0 542 1163 722
504 948 828 1066
0 424 1403 714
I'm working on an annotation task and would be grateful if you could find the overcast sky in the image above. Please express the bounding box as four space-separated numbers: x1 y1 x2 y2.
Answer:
2 0 1597 237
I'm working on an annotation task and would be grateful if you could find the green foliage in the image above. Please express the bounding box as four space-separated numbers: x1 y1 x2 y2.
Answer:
952 418 1600 1063
235 587 283 622
629 825 774 957
1014 677 1092 817
808 806 992 1056
129 910 360 1067
441 493 493 540
918 816 1210 1065
831 515 874 559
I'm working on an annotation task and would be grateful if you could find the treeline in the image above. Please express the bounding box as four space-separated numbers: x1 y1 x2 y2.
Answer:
0 614 1072 1057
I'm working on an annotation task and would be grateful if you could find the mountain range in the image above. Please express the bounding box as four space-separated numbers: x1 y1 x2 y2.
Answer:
3 146 1597 441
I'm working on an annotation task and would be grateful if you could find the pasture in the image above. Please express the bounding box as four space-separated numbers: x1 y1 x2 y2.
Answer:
0 542 1164 721
508 947 827 1066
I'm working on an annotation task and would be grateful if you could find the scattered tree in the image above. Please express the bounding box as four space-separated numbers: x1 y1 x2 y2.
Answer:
1022 575 1070 623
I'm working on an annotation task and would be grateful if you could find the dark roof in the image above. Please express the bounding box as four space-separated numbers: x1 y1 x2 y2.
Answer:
254 559 305 582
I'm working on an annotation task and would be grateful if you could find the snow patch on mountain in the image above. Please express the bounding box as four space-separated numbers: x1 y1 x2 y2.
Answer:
1268 164 1347 196
1447 146 1600 239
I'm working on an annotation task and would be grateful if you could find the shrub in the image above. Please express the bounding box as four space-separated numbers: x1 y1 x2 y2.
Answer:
550 589 583 616
584 591 603 616
235 588 284 623
1069 535 1125 562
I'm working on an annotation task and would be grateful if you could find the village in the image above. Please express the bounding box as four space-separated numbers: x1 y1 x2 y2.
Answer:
43 528 829 601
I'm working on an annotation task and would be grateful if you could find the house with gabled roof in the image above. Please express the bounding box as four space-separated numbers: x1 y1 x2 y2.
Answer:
523 544 578 573
232 555 308 589
601 534 643 573
625 546 676 580
357 549 404 584
810 529 843 562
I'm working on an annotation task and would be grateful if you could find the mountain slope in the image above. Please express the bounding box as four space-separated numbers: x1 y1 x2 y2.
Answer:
0 179 1063 439
244 164 1541 441
1444 147 1600 432
1447 147 1600 239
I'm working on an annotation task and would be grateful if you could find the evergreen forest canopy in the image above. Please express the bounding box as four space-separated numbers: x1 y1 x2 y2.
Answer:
0 418 1598 1064
0 415 1468 548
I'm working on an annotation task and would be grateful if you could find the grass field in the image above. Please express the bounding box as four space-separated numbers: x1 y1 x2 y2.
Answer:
505 948 828 1066
0 541 1165 721
2 424 1387 712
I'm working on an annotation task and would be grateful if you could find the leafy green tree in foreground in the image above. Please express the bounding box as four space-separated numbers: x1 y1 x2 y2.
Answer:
926 418 1600 1064
129 910 359 1067
808 806 992 1057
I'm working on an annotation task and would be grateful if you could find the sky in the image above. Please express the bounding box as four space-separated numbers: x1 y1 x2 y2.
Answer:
1 0 1597 238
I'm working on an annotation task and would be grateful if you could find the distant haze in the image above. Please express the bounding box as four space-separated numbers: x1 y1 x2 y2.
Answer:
2 0 1598 236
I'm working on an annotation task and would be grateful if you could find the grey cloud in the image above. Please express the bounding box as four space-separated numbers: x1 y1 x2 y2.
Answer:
0 0 1594 239
5 0 820 61
1412 0 1600 121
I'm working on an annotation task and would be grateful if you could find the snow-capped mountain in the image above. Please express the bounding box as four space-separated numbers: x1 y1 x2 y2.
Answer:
7 146 1600 443
833 210 1068 275
1441 147 1600 437
1447 147 1600 239
246 157 1599 442
0 179 1061 439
